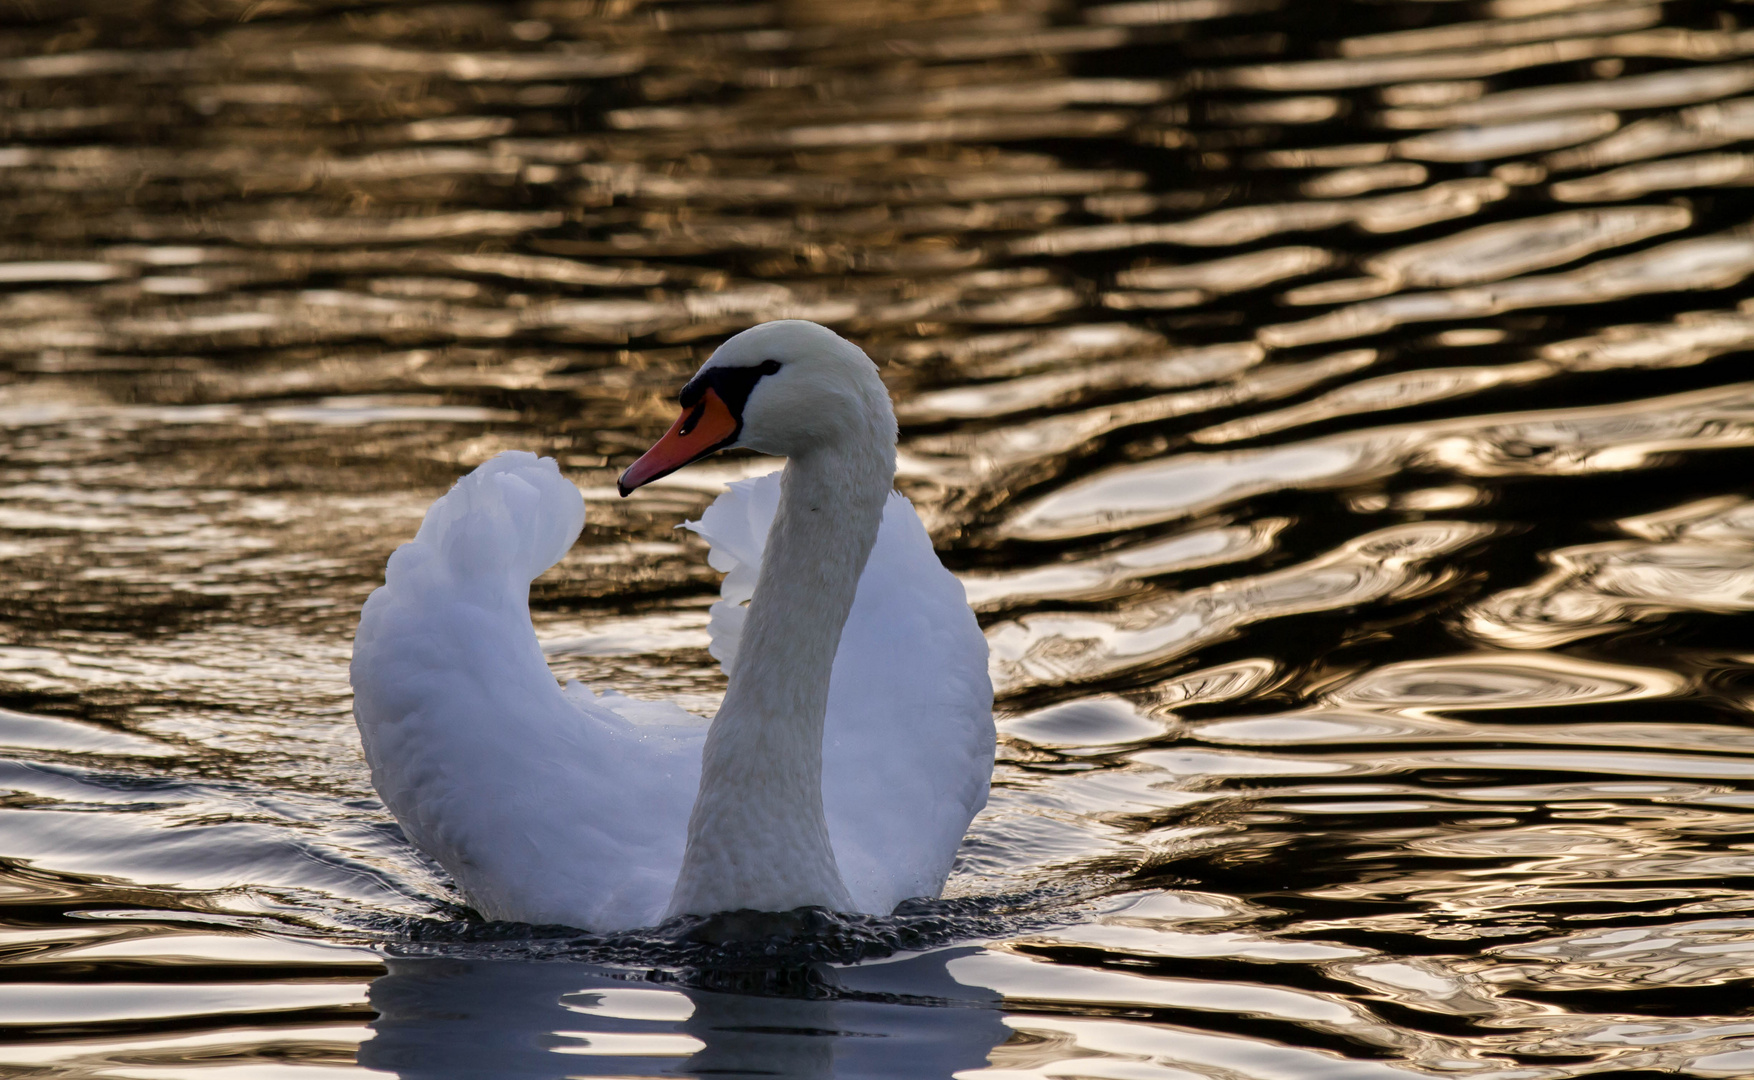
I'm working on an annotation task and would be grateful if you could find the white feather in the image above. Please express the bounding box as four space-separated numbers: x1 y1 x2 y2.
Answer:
351 452 993 931
688 471 994 912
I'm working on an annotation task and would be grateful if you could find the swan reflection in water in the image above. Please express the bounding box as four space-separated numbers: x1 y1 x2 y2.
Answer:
359 946 1007 1079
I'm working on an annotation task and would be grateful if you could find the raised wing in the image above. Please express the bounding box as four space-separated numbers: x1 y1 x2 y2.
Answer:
352 452 700 932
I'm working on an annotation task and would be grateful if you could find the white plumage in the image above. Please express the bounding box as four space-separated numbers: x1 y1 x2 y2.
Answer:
351 452 994 932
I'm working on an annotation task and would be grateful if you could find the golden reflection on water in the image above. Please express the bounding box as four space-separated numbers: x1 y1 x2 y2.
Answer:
6 0 1754 1077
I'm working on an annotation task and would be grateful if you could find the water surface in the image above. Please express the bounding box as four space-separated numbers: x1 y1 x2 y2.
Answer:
5 0 1754 1076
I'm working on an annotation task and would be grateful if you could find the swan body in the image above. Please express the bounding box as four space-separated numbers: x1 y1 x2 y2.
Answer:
350 321 994 931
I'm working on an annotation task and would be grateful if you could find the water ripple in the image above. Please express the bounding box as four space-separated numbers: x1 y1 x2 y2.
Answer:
7 1 1754 1076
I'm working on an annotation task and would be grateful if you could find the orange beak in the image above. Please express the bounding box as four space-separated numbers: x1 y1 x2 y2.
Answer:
618 388 741 496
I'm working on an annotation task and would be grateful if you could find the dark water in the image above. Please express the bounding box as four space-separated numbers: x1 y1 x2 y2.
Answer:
5 0 1754 1075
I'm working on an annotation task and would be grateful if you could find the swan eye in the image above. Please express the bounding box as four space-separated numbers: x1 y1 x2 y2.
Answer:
677 357 783 417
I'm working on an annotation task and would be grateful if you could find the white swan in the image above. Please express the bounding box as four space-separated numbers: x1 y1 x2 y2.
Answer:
350 320 995 932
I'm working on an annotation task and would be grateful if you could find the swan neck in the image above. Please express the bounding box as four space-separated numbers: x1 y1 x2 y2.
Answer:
666 431 894 918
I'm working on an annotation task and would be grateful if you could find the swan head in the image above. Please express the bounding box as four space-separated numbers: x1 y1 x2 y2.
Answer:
618 320 893 496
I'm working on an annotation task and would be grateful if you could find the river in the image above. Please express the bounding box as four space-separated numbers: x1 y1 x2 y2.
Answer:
4 0 1754 1076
